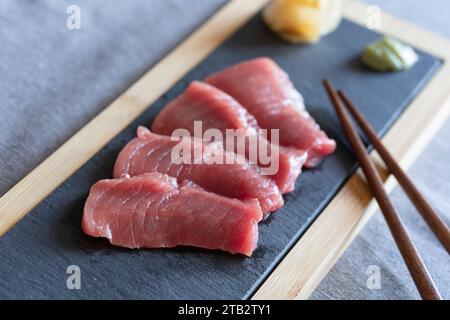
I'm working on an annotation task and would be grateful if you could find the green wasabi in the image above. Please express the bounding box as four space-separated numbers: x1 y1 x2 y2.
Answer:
362 36 418 72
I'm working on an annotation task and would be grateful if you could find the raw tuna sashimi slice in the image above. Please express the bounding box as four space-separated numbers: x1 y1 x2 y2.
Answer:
82 173 263 256
205 57 336 167
152 81 259 135
113 126 283 214
151 81 307 193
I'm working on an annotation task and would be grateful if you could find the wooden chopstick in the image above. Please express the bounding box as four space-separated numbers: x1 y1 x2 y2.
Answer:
323 79 442 300
337 90 450 255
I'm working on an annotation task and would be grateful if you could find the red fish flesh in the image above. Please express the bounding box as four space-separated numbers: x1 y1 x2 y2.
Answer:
82 173 263 256
113 126 283 214
205 57 336 167
151 81 307 193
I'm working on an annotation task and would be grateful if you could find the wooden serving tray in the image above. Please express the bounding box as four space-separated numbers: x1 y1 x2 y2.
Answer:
1 0 449 299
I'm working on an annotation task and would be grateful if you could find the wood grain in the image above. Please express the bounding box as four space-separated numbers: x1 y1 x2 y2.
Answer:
252 0 450 300
0 0 269 236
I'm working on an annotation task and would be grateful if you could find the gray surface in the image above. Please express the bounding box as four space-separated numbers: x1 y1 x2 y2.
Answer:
0 0 448 299
311 0 450 300
1 15 439 299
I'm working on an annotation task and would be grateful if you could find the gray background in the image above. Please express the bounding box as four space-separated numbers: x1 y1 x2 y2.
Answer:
0 0 448 299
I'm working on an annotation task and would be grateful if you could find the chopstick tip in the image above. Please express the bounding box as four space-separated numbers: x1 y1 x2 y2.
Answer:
322 79 334 96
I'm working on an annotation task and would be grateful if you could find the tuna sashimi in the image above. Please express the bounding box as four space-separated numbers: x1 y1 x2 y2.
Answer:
151 81 307 193
152 81 259 135
205 57 336 167
82 173 263 256
113 126 283 214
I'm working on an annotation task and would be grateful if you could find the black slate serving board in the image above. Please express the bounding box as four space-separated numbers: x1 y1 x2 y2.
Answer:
0 16 441 299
